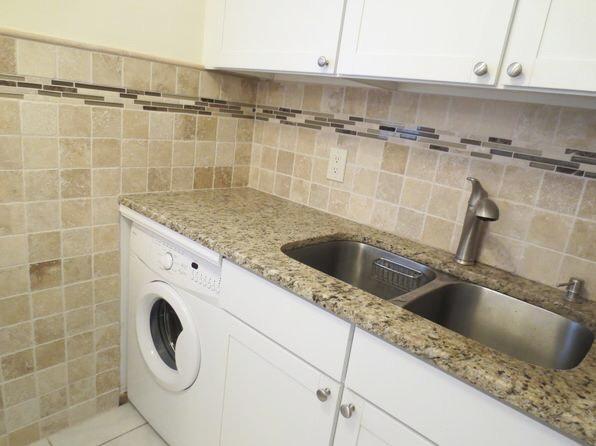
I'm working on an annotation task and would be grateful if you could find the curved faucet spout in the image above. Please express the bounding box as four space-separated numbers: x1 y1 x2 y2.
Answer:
476 198 499 221
455 178 500 265
467 177 488 207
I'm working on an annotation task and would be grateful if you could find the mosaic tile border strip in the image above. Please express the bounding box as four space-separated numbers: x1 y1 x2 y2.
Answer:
1 71 594 179
253 104 596 179
0 72 255 119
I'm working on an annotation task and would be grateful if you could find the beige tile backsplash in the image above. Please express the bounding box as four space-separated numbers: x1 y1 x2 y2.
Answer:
249 80 596 302
0 36 255 444
0 33 595 445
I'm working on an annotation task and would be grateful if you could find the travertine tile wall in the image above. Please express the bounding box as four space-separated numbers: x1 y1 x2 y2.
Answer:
0 36 255 446
1 33 595 446
249 80 596 300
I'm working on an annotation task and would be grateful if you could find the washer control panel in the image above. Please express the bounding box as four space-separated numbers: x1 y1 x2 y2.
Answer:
130 224 222 296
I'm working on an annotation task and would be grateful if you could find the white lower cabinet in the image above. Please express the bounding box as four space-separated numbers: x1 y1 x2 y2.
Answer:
219 314 341 446
220 261 577 446
345 329 577 446
221 260 352 381
334 389 433 446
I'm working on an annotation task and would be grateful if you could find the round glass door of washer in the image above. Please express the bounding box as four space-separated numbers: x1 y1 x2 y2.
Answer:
136 281 201 391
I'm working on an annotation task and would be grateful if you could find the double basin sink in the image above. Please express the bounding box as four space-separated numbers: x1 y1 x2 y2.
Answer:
283 240 593 370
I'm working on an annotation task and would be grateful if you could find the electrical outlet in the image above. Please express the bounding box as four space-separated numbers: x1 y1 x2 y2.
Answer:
327 147 347 182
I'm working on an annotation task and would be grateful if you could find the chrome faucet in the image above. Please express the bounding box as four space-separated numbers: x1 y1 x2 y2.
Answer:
455 177 499 265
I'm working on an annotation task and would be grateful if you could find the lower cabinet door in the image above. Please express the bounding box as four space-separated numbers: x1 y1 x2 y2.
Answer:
219 316 341 446
346 329 577 446
334 389 433 446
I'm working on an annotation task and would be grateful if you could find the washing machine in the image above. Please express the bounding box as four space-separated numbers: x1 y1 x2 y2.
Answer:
126 216 228 446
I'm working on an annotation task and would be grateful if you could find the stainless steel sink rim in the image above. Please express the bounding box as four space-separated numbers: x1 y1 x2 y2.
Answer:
283 240 437 300
283 239 594 370
400 280 594 370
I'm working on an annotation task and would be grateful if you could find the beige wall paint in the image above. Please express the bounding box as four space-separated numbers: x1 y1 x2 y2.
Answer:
1 0 205 65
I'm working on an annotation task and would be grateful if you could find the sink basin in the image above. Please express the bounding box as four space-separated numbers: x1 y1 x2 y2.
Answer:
283 240 436 299
403 283 594 369
284 239 593 369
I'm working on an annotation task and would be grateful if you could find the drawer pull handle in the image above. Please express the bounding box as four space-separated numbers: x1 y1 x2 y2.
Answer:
507 62 523 78
340 403 355 418
317 56 329 67
316 388 331 402
473 61 488 76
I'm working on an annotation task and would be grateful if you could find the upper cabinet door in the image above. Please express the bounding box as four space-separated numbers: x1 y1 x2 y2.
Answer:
501 0 596 93
203 0 346 73
338 0 517 85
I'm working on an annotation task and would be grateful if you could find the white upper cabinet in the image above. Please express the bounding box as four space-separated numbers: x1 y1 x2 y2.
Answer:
203 0 346 73
500 0 596 93
337 0 517 85
201 0 595 94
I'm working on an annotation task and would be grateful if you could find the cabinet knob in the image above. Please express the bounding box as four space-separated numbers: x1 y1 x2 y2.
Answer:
317 56 329 68
473 61 488 76
316 388 331 402
340 403 355 418
506 62 523 78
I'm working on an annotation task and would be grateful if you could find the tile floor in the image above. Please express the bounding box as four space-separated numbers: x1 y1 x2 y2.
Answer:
30 404 166 446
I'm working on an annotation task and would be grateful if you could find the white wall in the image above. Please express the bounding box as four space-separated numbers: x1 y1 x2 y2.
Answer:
1 0 205 65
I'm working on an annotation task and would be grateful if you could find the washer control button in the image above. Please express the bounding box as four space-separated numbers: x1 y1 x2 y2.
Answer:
160 252 174 270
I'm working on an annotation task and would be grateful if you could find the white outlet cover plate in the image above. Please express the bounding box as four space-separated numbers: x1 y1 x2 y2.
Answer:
327 147 347 182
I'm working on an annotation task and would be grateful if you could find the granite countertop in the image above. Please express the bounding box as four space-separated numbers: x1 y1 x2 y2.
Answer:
120 188 595 444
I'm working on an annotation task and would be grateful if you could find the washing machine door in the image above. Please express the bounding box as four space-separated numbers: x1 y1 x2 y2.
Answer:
136 281 201 392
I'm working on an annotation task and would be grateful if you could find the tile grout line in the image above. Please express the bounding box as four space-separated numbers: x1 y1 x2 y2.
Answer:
95 421 150 446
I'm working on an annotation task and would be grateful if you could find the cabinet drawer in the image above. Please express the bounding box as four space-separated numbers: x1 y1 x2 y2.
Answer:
221 260 351 380
346 329 577 446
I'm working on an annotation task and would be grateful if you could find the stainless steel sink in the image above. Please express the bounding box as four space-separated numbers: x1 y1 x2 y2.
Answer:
283 240 436 299
283 240 593 369
403 283 593 369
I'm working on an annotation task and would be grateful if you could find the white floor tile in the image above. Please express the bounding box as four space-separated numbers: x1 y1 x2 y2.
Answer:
103 425 167 446
49 404 147 446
